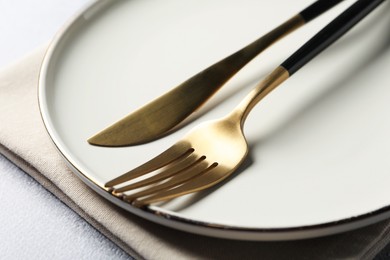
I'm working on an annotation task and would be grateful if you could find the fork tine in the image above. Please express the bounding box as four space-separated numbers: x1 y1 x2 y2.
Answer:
105 142 192 187
133 163 222 206
123 159 211 202
113 153 201 193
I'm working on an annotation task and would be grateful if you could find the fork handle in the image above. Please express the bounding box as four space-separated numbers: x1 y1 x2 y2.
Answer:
233 0 385 125
282 0 385 75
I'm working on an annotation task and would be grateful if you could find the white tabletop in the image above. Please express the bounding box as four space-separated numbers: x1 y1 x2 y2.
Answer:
0 1 130 259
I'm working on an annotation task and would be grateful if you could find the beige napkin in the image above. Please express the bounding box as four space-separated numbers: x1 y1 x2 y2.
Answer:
1 46 390 260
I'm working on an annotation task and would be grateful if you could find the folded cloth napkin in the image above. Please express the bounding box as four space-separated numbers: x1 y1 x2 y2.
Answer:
1 46 390 260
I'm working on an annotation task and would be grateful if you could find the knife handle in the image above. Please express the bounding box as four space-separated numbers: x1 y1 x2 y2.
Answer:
300 0 345 22
282 0 385 75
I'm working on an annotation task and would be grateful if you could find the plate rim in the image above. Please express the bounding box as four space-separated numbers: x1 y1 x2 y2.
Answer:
37 0 390 241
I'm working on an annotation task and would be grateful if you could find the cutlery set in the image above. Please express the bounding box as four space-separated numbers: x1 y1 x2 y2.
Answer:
88 0 386 207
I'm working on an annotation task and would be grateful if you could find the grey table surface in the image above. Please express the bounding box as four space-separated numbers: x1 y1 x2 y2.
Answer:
1 1 390 259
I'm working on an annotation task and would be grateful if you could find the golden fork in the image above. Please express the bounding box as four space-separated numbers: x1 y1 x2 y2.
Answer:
88 0 346 146
106 0 385 207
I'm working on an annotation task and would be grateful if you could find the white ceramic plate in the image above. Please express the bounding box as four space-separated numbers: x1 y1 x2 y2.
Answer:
38 0 390 240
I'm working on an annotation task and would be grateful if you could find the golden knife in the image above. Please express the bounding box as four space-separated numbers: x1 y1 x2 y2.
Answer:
88 0 345 147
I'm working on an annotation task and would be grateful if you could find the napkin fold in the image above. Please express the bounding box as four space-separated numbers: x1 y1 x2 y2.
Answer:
1 46 390 260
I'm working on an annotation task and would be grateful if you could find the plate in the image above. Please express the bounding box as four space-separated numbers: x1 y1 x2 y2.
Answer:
38 0 390 240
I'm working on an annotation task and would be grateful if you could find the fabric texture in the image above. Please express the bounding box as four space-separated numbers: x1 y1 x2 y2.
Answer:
1 46 390 260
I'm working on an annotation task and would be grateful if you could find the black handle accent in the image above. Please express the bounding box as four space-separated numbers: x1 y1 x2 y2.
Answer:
282 0 385 75
300 0 345 22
